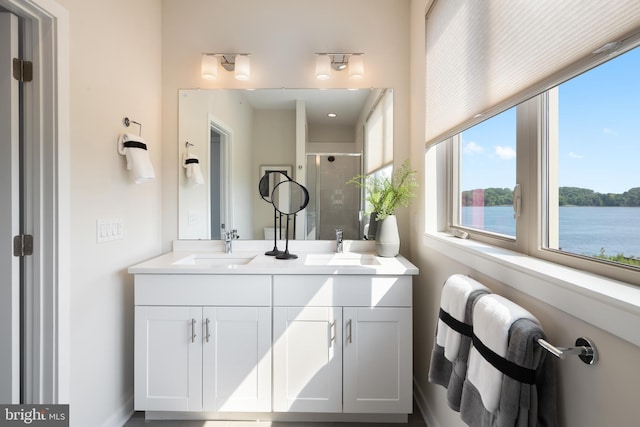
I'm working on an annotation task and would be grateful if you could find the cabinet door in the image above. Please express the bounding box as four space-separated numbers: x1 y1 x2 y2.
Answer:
343 307 412 413
134 306 202 411
273 306 342 412
202 307 271 412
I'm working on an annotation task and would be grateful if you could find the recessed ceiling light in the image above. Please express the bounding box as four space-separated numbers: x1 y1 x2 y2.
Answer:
327 113 337 118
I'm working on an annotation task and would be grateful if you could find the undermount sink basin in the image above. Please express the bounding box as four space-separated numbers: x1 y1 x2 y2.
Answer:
172 254 255 267
304 253 380 266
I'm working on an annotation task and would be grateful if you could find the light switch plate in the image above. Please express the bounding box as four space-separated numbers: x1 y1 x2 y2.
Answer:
97 218 124 242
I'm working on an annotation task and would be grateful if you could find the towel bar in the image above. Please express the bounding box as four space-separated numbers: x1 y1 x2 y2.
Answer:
538 337 598 365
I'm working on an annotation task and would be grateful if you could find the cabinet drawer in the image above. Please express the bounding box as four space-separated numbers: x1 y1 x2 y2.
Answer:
135 275 271 306
273 275 411 307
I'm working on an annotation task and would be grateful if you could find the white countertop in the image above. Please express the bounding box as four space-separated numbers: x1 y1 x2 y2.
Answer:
128 240 419 276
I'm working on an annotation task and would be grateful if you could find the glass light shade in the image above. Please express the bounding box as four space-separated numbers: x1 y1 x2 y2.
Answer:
201 54 218 79
315 55 331 80
349 55 364 79
234 55 250 80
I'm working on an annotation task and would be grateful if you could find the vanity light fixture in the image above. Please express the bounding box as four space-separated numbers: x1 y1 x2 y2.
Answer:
315 53 364 80
201 53 251 80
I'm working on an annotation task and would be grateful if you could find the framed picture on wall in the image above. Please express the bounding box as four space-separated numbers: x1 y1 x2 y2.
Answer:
259 165 292 180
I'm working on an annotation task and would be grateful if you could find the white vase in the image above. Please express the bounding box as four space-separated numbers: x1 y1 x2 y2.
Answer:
375 214 400 257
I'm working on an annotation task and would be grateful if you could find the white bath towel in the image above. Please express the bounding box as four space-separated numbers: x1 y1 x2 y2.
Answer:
466 294 538 413
436 274 490 361
119 133 155 183
428 274 490 411
183 152 204 184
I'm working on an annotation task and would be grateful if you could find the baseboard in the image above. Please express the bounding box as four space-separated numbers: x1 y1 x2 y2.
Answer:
413 377 441 427
101 393 134 427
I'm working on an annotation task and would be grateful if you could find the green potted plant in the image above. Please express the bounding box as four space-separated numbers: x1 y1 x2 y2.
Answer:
348 160 417 256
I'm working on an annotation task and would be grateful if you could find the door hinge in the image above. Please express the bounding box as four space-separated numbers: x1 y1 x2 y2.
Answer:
13 235 34 257
12 58 33 82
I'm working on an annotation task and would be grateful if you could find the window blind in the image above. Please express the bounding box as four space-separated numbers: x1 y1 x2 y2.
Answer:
365 89 393 174
425 0 640 146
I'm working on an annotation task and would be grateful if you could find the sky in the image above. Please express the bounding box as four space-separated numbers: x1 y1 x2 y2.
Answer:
460 45 640 195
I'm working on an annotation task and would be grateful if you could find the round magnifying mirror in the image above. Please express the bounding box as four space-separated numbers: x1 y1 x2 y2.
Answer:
258 170 291 203
271 180 309 215
258 171 292 256
271 180 310 259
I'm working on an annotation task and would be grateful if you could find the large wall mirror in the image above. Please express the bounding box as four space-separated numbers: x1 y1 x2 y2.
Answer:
178 88 393 240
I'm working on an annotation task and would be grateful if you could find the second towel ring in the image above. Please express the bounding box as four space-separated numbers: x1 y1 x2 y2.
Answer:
123 117 142 136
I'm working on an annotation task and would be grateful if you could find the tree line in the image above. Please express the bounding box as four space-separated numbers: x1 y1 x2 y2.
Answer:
461 187 640 207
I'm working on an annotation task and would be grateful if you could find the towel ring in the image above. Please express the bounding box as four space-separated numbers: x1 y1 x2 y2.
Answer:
538 337 598 365
123 117 142 136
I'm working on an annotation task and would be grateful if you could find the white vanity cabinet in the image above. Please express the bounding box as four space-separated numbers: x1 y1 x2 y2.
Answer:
134 275 272 413
272 275 413 414
273 306 344 412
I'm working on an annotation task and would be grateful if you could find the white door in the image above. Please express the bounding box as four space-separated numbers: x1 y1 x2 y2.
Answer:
343 307 412 414
273 306 342 412
0 11 21 404
134 306 203 411
202 306 271 412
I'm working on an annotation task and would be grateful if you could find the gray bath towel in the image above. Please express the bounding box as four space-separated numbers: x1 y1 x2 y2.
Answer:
459 318 557 427
429 287 489 411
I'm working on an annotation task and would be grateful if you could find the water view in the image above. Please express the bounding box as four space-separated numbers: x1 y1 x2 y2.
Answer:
462 206 640 258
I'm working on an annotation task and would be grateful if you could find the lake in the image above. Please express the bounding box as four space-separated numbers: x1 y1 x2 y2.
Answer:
462 206 640 257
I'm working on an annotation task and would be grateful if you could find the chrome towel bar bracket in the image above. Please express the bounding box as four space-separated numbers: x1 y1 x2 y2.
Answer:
538 337 598 365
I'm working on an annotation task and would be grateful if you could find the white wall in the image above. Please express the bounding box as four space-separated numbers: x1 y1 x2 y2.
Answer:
409 1 640 426
161 0 412 251
251 109 297 239
55 0 162 426
178 90 254 239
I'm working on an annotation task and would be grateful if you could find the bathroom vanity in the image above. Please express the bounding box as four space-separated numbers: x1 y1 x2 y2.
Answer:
128 240 418 422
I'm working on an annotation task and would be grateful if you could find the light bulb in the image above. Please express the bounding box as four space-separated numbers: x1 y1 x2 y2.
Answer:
316 55 331 80
201 54 218 80
234 55 250 80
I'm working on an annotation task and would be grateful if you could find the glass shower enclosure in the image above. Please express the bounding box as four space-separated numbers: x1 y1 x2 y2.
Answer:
306 154 362 240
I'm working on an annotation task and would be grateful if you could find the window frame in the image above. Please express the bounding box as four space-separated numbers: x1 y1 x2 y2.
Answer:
446 45 640 287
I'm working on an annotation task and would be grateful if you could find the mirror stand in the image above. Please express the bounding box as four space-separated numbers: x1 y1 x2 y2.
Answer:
265 208 284 256
275 214 297 260
271 180 309 261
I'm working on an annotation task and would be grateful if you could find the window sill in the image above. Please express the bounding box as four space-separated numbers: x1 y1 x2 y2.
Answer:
423 231 640 348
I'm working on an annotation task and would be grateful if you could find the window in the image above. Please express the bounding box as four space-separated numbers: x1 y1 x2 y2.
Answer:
455 107 517 238
447 44 640 284
544 46 640 269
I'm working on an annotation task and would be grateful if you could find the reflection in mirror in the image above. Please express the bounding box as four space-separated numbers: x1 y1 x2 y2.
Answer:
178 88 393 240
271 180 310 260
259 170 291 256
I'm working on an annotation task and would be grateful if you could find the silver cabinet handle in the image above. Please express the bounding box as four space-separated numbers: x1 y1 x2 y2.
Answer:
191 318 197 343
205 318 211 343
346 319 352 344
328 321 336 348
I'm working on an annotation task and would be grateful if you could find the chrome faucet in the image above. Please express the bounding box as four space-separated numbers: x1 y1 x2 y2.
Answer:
224 229 238 254
335 228 343 253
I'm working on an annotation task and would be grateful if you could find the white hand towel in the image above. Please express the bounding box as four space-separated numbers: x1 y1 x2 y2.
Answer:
436 274 490 361
120 133 155 183
466 294 538 413
183 152 205 185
